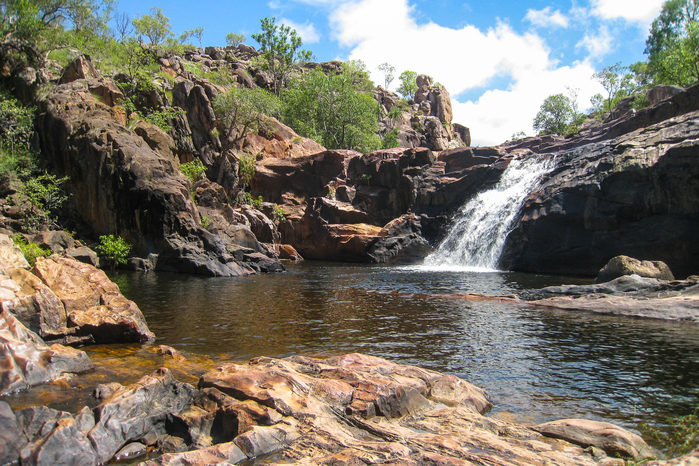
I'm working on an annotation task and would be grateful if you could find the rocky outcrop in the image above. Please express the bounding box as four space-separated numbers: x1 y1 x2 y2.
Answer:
0 233 29 273
0 353 661 465
34 75 257 277
500 84 699 278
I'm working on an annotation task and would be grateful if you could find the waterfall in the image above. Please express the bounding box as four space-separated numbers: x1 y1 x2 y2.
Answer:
423 156 556 271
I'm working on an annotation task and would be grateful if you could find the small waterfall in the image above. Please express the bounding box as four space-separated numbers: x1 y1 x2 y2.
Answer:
423 156 556 271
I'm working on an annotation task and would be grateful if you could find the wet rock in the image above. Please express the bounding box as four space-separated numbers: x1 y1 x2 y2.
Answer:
646 447 699 465
534 419 656 461
88 368 197 464
596 255 674 283
15 406 72 442
32 256 155 343
0 306 92 395
141 441 247 465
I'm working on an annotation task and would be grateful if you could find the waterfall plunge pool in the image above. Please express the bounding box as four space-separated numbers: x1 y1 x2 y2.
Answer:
7 261 696 444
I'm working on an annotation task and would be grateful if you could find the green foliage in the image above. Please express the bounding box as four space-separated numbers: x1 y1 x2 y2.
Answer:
382 128 401 149
226 32 246 47
0 0 114 70
643 406 699 458
593 63 634 113
142 106 185 132
96 234 132 270
511 131 527 141
180 159 207 182
252 17 313 96
237 152 256 190
533 93 584 136
251 195 263 210
213 86 281 145
20 173 69 232
200 215 211 228
13 235 50 266
397 71 418 99
132 7 172 46
650 19 699 86
282 68 382 153
377 62 395 89
182 26 203 47
0 91 34 153
272 204 285 223
326 187 336 200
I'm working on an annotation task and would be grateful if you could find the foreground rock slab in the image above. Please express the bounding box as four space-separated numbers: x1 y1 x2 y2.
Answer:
0 354 662 465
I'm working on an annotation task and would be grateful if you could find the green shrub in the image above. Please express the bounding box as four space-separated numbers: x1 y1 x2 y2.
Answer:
180 159 207 182
96 235 132 270
251 195 264 210
644 407 699 458
272 204 286 223
200 215 211 228
13 236 50 266
20 173 69 232
237 153 256 190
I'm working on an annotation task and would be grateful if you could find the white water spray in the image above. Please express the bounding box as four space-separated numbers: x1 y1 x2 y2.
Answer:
423 156 556 271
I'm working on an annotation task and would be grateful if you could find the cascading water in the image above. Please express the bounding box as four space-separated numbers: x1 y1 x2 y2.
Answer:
423 155 556 271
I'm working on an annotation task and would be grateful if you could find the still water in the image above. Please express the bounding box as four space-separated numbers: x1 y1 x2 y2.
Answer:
107 261 699 432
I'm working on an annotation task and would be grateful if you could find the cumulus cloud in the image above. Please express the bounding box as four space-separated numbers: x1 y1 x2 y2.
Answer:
591 0 665 23
330 0 603 146
576 26 614 58
279 17 321 44
524 7 570 28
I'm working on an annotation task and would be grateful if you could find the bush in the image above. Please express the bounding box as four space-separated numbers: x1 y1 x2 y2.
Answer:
20 173 69 232
96 235 132 270
13 236 50 266
272 204 286 223
644 406 699 458
180 159 207 182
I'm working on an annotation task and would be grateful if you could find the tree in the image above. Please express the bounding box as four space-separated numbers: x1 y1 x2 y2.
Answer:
132 6 172 46
113 11 132 42
377 62 395 89
226 32 245 47
213 86 281 146
645 0 699 86
397 70 418 99
252 17 312 96
182 26 204 47
533 94 577 136
592 63 631 113
0 0 112 68
282 67 381 153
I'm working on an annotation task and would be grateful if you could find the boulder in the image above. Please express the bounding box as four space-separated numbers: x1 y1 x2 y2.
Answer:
32 256 155 343
0 233 29 273
533 419 655 461
647 85 684 106
595 255 674 283
0 305 92 395
28 231 74 254
59 55 99 84
65 246 99 267
1 267 69 338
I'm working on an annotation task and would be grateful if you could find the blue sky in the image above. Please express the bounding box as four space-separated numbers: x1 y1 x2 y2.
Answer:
113 0 666 146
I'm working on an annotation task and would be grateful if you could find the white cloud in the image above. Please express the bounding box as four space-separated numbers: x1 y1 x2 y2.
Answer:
576 26 614 58
591 0 664 23
279 17 321 44
330 0 604 146
524 7 570 28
